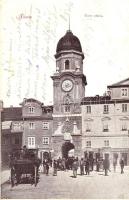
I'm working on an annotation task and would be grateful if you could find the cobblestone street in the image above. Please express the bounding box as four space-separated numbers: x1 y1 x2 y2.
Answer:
1 166 129 199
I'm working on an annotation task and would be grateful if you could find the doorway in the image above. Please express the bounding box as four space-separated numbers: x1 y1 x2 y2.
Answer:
62 141 75 159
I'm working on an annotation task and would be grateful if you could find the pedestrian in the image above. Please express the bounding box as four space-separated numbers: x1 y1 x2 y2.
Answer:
80 158 84 175
85 159 90 175
53 160 58 176
72 158 79 178
113 158 117 172
96 159 100 172
46 161 49 175
39 163 43 173
120 158 124 174
62 158 66 171
43 159 47 174
65 158 69 170
103 157 110 176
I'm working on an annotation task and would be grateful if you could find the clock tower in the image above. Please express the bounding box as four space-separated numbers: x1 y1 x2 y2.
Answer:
51 30 87 158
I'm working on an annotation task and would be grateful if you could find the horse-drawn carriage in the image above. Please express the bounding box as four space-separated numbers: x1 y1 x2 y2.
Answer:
10 147 41 187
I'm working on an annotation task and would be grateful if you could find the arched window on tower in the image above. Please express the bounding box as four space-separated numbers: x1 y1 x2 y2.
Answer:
65 60 70 70
65 105 70 112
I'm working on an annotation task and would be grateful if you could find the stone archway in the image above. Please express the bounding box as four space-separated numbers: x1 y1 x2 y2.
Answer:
62 141 75 159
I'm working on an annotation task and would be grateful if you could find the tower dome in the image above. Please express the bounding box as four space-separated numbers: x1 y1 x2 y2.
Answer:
56 30 82 53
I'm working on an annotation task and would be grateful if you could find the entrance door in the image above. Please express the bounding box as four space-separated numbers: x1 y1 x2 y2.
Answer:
62 141 75 159
40 151 49 162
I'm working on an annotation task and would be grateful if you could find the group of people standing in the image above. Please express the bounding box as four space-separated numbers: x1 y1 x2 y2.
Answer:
73 157 90 178
39 156 125 178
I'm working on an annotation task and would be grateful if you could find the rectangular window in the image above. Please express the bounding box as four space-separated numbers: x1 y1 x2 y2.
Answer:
104 140 109 147
42 137 49 145
122 122 127 131
29 122 35 129
86 141 91 147
103 105 109 113
65 105 70 112
42 122 49 130
121 88 128 97
86 123 91 132
13 122 21 130
15 137 20 145
86 106 91 113
103 124 109 132
122 104 127 112
28 137 35 148
29 107 35 113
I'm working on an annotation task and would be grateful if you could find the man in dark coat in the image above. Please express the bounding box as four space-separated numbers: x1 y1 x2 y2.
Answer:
120 158 124 174
53 160 58 176
103 158 110 176
80 158 84 175
72 158 79 178
85 159 90 175
45 161 49 175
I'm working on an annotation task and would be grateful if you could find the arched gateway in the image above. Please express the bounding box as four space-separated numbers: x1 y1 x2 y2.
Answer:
62 141 75 159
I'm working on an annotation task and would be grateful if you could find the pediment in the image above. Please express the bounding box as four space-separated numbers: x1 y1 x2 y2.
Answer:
119 116 129 120
101 117 111 121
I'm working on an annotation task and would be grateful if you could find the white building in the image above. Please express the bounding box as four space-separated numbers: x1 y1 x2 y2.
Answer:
81 78 129 165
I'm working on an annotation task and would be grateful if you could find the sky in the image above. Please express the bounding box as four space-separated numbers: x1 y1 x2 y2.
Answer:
0 0 129 107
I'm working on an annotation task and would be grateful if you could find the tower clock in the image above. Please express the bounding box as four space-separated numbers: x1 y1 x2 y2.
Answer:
51 30 87 158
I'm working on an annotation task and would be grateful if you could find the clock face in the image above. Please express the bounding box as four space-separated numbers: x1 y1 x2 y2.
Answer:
62 79 73 92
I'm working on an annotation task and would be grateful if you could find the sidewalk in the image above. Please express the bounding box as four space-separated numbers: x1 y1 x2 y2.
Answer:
1 169 10 185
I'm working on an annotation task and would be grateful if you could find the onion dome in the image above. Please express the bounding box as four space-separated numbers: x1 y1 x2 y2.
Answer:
56 30 82 53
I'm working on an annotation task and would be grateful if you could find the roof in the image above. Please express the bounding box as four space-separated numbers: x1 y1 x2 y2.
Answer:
20 98 42 106
107 78 129 88
1 107 22 121
81 95 129 105
81 95 111 105
56 30 82 53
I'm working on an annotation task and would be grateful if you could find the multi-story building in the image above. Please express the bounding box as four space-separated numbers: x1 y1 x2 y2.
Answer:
51 30 87 158
1 106 23 167
20 98 53 162
81 78 129 165
1 98 53 167
1 29 129 166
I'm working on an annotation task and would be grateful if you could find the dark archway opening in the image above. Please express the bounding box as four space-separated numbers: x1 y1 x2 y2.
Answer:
62 141 75 159
65 60 70 70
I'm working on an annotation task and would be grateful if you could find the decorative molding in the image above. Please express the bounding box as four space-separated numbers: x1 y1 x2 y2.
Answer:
84 118 93 122
119 116 129 120
52 114 81 117
101 117 111 121
53 81 60 87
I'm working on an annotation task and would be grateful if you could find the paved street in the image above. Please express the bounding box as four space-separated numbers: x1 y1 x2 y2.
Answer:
1 166 129 199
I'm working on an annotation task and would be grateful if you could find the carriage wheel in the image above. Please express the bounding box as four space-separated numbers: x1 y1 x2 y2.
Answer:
34 166 37 187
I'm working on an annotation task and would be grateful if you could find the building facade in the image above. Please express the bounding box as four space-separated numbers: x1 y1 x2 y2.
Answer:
1 106 23 167
51 30 87 158
20 98 53 162
1 30 129 166
81 78 129 165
